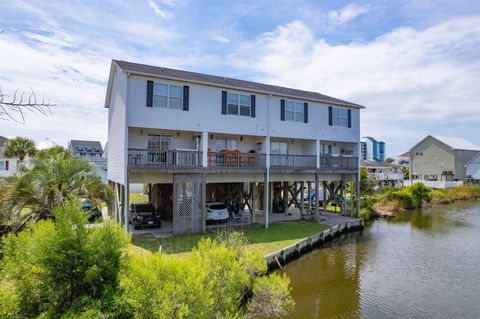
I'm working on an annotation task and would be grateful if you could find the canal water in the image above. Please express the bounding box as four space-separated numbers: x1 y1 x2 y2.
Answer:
282 201 480 319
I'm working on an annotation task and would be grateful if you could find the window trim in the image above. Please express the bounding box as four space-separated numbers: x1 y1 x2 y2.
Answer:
284 100 305 122
226 92 251 117
152 82 183 110
331 107 349 127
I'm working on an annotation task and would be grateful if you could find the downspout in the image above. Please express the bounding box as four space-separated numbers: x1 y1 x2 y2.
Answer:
265 93 272 228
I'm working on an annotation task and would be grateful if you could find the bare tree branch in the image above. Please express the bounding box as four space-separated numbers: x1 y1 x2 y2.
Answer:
0 87 55 123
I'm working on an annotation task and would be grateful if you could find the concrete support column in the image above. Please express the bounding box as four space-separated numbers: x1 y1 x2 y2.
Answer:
201 131 208 168
283 181 289 212
316 139 321 169
356 172 360 217
341 175 346 216
252 182 257 223
202 173 206 233
315 173 319 222
264 173 269 228
300 181 305 215
323 181 327 213
350 174 354 217
123 183 129 232
307 181 312 213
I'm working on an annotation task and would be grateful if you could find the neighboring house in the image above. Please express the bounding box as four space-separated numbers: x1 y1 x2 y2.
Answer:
0 135 19 177
361 136 385 163
361 160 403 188
465 152 480 184
396 151 410 166
105 60 365 234
68 140 107 181
409 135 480 182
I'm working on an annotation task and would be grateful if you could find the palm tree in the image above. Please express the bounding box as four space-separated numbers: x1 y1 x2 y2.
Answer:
0 147 112 223
3 136 36 161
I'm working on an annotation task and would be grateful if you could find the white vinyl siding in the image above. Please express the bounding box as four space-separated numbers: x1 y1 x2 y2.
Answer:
285 101 304 122
153 83 183 109
332 107 348 127
227 93 250 116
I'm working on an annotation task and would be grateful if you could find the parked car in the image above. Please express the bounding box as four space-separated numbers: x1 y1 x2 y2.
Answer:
129 202 161 229
206 202 230 222
82 200 102 222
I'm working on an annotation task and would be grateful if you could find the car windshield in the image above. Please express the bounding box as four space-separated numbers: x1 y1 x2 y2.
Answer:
134 204 156 216
209 204 227 210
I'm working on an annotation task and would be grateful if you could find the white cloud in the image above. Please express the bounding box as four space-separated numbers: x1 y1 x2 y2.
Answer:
328 3 370 26
147 0 174 20
230 16 480 155
212 35 230 44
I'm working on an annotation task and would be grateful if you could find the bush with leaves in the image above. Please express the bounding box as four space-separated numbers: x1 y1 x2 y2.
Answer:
0 201 129 318
121 232 293 319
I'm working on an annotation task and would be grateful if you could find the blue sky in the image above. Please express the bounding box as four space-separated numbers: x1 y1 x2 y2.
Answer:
1 0 479 156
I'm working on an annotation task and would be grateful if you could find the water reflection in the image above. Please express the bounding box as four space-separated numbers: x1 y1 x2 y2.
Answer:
282 201 480 319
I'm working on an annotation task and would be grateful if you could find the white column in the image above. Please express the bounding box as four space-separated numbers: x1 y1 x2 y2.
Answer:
201 131 208 168
316 139 320 169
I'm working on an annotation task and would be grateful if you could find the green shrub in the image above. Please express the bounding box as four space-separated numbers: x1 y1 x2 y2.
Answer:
0 201 129 318
121 232 293 319
410 183 432 207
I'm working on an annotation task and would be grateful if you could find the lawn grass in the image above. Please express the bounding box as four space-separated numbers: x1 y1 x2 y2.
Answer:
129 192 148 204
131 221 330 256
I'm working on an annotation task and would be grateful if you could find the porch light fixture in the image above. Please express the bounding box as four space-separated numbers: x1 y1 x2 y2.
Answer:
210 134 214 139
240 136 243 141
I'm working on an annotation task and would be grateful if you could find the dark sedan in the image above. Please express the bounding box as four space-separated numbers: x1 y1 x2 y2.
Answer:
129 202 161 229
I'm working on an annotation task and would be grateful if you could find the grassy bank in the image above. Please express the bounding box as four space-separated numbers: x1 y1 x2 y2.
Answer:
361 184 480 219
131 221 329 256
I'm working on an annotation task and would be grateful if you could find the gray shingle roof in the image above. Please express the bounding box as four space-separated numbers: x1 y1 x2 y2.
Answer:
113 60 366 109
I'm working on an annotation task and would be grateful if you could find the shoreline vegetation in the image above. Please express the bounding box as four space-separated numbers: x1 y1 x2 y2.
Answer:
361 184 480 220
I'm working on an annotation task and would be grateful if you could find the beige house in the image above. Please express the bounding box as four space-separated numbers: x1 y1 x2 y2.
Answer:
409 135 480 182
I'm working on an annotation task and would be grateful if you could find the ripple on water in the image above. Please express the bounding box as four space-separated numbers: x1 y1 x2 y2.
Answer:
282 201 480 319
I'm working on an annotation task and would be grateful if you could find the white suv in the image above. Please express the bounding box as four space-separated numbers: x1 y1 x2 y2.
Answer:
206 202 230 221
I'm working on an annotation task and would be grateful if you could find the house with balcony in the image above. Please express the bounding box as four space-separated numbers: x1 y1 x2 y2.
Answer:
105 60 364 234
68 140 107 181
408 135 480 187
361 160 403 188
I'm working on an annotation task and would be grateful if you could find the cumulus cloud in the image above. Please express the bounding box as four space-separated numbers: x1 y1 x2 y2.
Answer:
230 16 480 155
212 35 231 44
328 3 370 26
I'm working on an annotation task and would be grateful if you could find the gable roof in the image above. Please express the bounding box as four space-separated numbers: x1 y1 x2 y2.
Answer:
361 160 401 169
409 135 480 152
69 140 103 153
362 136 378 142
431 135 480 151
106 60 366 109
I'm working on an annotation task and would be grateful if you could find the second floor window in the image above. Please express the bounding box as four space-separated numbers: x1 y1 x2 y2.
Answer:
332 107 348 127
227 93 251 116
285 101 304 122
153 83 183 109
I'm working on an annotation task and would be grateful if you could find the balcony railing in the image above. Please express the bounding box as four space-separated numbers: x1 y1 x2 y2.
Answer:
127 149 358 171
270 154 317 169
128 149 202 168
208 151 266 168
319 155 358 170
371 172 404 180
